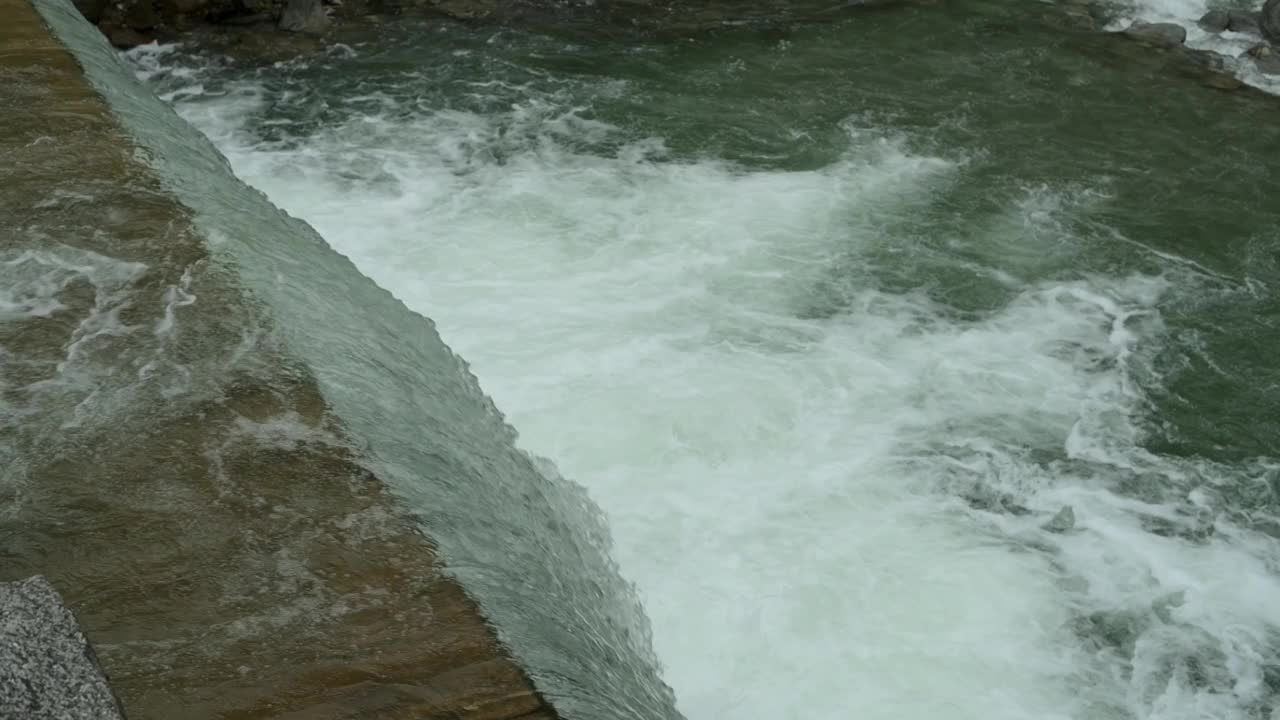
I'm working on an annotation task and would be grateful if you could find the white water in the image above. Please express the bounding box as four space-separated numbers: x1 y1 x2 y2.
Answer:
133 46 1280 720
1103 0 1280 94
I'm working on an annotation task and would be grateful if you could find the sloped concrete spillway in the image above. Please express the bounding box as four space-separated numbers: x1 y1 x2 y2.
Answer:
0 2 683 718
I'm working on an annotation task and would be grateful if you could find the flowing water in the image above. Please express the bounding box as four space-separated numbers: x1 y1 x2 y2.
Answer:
121 3 1280 720
1109 0 1280 94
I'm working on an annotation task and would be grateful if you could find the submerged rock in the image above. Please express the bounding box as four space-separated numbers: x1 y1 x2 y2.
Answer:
71 0 105 23
0 577 127 720
1265 0 1280 43
421 0 912 34
1042 505 1076 533
279 0 329 33
1124 21 1187 47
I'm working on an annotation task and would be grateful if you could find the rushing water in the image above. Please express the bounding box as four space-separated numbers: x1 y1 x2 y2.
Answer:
126 3 1280 720
1111 0 1280 94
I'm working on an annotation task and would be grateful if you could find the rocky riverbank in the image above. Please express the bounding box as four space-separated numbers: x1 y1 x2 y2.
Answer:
75 0 913 50
68 0 1280 96
1119 0 1280 79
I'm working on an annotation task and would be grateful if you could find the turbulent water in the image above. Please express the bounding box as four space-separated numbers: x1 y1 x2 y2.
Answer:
125 4 1280 720
1113 0 1280 93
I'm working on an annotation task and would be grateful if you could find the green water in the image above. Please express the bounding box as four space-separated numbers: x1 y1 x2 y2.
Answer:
204 2 1280 461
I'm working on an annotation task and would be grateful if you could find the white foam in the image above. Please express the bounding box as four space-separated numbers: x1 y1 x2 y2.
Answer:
156 65 1280 720
1103 0 1280 94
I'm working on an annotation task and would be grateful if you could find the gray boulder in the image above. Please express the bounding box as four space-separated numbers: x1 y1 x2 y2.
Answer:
278 0 328 34
1124 21 1188 47
1265 0 1280 43
1199 8 1230 32
0 576 127 720
1199 8 1259 33
1228 9 1261 33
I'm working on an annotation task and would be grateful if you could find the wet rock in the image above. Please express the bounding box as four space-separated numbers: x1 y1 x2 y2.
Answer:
1124 21 1187 47
1246 42 1280 74
1259 60 1280 76
71 0 107 24
162 0 214 14
1200 9 1259 33
1177 45 1244 89
1265 0 1280 43
121 0 158 29
0 576 127 720
217 11 274 26
279 0 329 33
1042 505 1076 533
430 0 499 20
98 22 155 48
1229 9 1260 33
1199 8 1230 32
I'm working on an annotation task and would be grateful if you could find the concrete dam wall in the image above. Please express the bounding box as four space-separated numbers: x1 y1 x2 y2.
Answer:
0 2 683 718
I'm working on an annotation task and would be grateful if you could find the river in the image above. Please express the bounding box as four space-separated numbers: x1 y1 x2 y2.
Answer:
128 3 1280 719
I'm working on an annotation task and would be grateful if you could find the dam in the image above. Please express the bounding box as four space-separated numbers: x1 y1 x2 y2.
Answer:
0 1 681 718
8 0 1280 718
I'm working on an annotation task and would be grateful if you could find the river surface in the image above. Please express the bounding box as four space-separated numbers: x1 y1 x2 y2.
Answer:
129 3 1280 718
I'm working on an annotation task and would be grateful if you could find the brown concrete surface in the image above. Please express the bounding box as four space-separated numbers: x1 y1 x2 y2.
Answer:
0 3 560 718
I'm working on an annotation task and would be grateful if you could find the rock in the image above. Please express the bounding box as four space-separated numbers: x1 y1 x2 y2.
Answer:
1199 9 1230 32
1049 4 1098 30
0 577 127 720
429 0 500 20
98 23 155 48
1123 21 1187 47
1255 52 1280 74
117 0 158 30
1169 46 1244 90
1265 0 1280 43
1202 9 1260 33
162 0 215 15
1042 505 1076 533
72 0 107 23
279 0 329 33
1243 41 1280 71
1227 9 1261 34
1246 41 1274 57
219 12 274 26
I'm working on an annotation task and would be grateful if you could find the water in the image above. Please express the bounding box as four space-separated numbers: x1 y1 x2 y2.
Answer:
1107 0 1280 93
126 4 1280 720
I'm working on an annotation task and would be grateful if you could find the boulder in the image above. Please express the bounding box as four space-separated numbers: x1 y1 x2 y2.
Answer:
71 0 107 23
1199 8 1260 33
278 0 329 33
1265 0 1280 43
1227 9 1261 34
1123 21 1187 47
1199 9 1230 32
0 576 127 720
